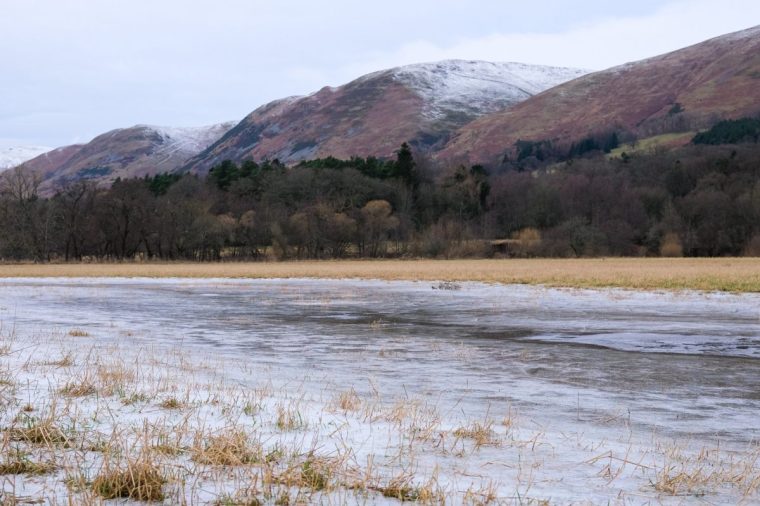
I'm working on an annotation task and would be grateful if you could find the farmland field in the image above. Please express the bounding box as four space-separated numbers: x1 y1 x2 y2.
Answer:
1 277 759 504
1 257 760 292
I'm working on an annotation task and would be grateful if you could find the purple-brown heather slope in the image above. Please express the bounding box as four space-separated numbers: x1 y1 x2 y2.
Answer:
183 60 587 174
439 26 760 165
22 123 235 195
19 145 84 179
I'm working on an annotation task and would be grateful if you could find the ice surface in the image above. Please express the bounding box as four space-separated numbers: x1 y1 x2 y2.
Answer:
1 279 759 503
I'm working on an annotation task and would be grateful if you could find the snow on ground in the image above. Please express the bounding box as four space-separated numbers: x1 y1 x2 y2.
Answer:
0 279 759 504
130 122 236 168
0 145 52 171
145 123 237 154
389 60 589 121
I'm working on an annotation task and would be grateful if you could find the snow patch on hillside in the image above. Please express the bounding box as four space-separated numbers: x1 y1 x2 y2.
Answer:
389 60 589 121
0 145 52 171
143 123 236 153
135 122 236 167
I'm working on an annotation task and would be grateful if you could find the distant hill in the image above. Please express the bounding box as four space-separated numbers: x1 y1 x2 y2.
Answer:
22 123 235 195
439 26 760 165
183 60 587 174
21 24 760 193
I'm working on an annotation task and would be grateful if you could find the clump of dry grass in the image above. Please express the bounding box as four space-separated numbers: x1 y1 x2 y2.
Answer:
192 429 262 466
462 481 499 505
272 491 292 505
648 443 760 499
92 458 166 501
0 342 12 356
81 437 110 454
379 481 421 501
330 388 362 412
272 454 335 492
376 399 441 444
58 361 135 397
122 391 150 406
453 420 499 448
96 362 136 395
64 473 90 492
9 417 70 447
214 494 263 506
59 377 98 397
68 328 89 337
299 455 332 491
501 406 517 432
0 459 57 475
42 352 75 367
382 399 421 425
151 442 184 457
0 450 57 475
0 373 14 387
159 397 184 410
374 472 444 502
653 464 710 496
275 403 305 431
243 400 261 417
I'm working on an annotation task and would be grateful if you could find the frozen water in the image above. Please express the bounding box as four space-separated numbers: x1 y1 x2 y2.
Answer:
1 278 759 502
2 278 758 442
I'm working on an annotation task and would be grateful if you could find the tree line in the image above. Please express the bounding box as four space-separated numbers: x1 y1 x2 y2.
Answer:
1 138 759 261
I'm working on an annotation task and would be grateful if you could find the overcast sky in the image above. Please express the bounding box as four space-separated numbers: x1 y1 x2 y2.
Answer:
2 0 759 148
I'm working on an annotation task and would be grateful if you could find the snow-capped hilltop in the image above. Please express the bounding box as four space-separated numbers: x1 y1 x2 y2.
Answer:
23 121 236 195
0 145 52 172
387 60 589 120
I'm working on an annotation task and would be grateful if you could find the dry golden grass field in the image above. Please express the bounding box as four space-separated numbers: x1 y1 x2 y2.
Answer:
1 258 760 292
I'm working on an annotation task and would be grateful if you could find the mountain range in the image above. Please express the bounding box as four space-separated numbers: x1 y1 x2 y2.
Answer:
183 61 587 174
11 25 760 193
20 60 585 192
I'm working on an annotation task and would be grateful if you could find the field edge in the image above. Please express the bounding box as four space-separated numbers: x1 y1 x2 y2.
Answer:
1 258 759 293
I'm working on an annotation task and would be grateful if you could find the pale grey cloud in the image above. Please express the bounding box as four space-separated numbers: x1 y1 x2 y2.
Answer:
0 0 758 147
325 0 760 83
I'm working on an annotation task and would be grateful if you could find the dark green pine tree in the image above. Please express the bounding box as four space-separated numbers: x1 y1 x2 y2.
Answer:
394 142 418 190
208 160 240 190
